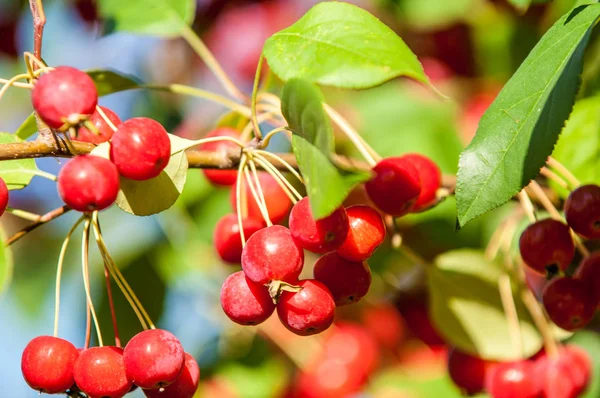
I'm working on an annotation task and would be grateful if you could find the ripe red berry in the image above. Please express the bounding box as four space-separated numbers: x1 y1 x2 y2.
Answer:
73 346 131 398
213 214 263 263
336 205 385 262
277 279 335 336
110 117 171 180
519 219 575 276
322 323 380 378
313 252 371 306
143 353 200 398
542 277 597 331
21 336 79 393
574 251 600 300
31 66 98 130
75 106 121 144
230 172 291 224
123 329 185 389
396 293 445 346
565 184 600 239
289 197 349 253
57 155 119 212
401 154 442 212
447 348 493 395
361 303 405 349
241 225 304 284
365 157 421 216
485 361 540 398
220 271 275 325
535 345 592 398
0 177 8 216
199 127 240 186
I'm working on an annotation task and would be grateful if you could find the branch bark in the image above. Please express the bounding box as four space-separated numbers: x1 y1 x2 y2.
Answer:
5 205 71 246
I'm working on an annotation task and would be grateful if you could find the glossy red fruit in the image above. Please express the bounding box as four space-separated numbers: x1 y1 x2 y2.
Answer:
323 323 380 378
294 358 363 398
57 155 119 212
485 361 540 398
230 172 291 224
0 177 8 216
313 252 371 306
361 303 405 349
123 329 185 389
199 127 240 186
565 184 600 239
447 348 493 395
365 157 421 216
519 219 575 276
536 345 592 398
213 214 263 263
21 336 79 393
396 294 445 347
542 277 598 331
289 197 349 254
574 251 600 301
74 346 131 398
400 154 442 212
31 66 98 129
220 271 275 325
336 205 385 262
277 279 335 336
75 106 121 144
110 117 171 180
241 225 304 284
144 353 200 398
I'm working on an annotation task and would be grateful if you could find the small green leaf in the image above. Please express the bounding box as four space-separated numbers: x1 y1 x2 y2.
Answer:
87 69 141 96
98 0 196 37
0 226 14 297
14 114 37 140
264 2 428 89
292 135 370 219
215 111 249 131
456 4 600 228
0 133 39 190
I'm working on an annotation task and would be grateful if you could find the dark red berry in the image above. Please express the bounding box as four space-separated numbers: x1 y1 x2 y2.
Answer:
230 172 291 224
542 277 597 331
220 271 275 325
110 117 171 180
241 225 304 284
75 106 121 144
73 346 131 398
485 361 540 398
565 184 600 239
574 251 600 301
289 197 349 254
123 329 185 389
447 348 493 395
401 154 442 212
0 177 8 216
57 155 119 212
32 66 98 130
396 293 445 346
143 353 200 398
519 219 575 275
336 205 385 262
213 214 263 263
277 279 335 336
365 157 421 216
313 252 371 306
21 336 79 393
199 127 240 186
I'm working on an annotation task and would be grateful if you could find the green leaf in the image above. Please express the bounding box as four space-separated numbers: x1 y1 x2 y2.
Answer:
263 2 428 89
456 4 600 228
87 69 141 96
0 226 13 298
98 0 196 37
371 371 464 398
292 135 369 219
218 359 290 398
91 134 189 216
0 133 39 190
570 331 600 398
281 79 333 153
215 111 249 131
14 114 37 140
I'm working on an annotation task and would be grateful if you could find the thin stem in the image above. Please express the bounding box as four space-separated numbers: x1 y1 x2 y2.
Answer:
0 73 33 102
95 106 117 132
243 164 272 226
81 218 103 347
16 168 57 181
178 25 247 102
23 52 48 73
251 55 265 139
53 216 85 337
240 111 279 142
5 207 42 222
499 274 524 357
258 126 290 149
104 264 121 347
521 285 559 359
5 205 71 246
253 154 302 203
0 78 32 88
547 157 580 188
84 300 91 349
517 190 536 223
540 167 569 190
188 136 247 150
235 154 249 246
255 150 304 183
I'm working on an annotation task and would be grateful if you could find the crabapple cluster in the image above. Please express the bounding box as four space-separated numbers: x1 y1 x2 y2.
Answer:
519 184 600 331
21 330 199 397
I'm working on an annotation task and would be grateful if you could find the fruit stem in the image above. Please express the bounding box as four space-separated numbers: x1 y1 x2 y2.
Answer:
250 54 265 139
254 150 304 183
498 274 524 358
240 111 284 142
521 284 560 359
53 215 85 338
236 154 249 245
243 163 272 226
517 190 536 222
84 299 91 349
0 78 32 88
252 154 302 203
81 217 103 347
0 73 35 102
546 157 580 189
257 126 290 149
5 205 71 246
189 136 247 150
178 25 247 103
5 207 42 222
95 106 117 132
540 167 569 190
104 257 121 347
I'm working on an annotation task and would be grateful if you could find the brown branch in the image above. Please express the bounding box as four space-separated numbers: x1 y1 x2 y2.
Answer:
6 205 71 246
29 0 46 66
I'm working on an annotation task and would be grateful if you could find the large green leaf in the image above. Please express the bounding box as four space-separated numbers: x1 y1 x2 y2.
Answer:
98 0 196 37
456 4 600 228
0 227 13 297
263 2 428 89
0 133 39 190
14 114 38 140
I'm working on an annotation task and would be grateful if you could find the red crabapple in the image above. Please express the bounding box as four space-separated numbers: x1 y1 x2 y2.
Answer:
565 184 600 239
110 117 171 180
365 157 421 216
400 154 442 212
361 303 405 349
313 252 371 306
447 348 494 395
535 344 592 397
57 155 119 212
213 214 263 263
75 106 121 144
73 346 131 398
277 279 335 336
519 219 575 276
21 336 79 394
336 205 385 262
542 277 597 331
143 353 200 398
289 197 349 254
230 172 291 224
199 127 241 186
485 361 540 398
31 66 98 130
0 177 8 216
220 271 275 325
574 251 600 304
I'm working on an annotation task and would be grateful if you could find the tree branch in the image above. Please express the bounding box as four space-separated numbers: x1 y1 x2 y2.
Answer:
29 0 46 64
5 205 71 246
